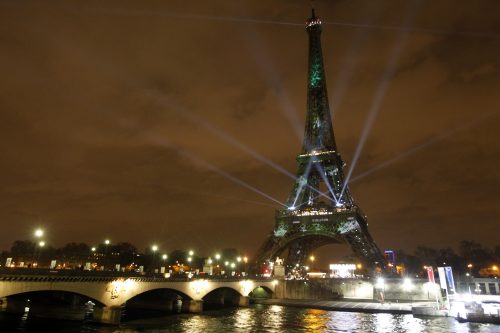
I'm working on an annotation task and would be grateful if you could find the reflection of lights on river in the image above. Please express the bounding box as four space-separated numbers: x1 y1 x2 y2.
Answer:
234 308 255 330
326 311 361 332
377 314 425 333
374 313 395 333
265 305 284 331
181 315 211 332
304 309 328 331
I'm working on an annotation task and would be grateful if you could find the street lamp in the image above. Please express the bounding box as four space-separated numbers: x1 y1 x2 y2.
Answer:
32 228 45 267
35 240 46 268
403 278 413 291
403 278 414 303
34 228 44 238
151 245 158 273
103 239 111 270
243 256 249 275
376 277 385 302
188 250 194 256
215 253 221 260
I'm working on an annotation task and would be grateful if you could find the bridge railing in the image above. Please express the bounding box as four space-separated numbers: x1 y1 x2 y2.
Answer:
0 268 273 282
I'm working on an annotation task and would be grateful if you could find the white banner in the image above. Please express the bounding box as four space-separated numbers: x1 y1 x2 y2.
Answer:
437 267 447 289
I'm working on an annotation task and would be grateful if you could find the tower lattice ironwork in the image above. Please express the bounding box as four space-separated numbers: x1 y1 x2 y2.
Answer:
253 10 387 273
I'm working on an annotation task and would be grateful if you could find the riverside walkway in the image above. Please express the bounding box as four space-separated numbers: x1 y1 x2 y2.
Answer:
255 298 435 314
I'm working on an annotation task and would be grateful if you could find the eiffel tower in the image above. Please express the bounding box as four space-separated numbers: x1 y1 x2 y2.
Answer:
253 9 387 273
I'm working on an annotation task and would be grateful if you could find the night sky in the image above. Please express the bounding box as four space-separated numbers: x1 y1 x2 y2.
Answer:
1 1 499 262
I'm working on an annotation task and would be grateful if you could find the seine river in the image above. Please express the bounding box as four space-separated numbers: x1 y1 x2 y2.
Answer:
1 304 499 333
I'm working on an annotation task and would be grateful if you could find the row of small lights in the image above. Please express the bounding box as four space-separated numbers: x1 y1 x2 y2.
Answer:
34 229 249 265
35 228 498 273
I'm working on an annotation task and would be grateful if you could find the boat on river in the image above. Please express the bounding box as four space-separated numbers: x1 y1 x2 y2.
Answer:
455 300 500 324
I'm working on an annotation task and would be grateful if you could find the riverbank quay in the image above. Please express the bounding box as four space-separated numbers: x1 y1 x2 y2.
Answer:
254 298 435 314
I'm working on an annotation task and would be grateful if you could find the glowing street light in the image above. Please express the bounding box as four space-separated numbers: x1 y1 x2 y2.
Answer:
208 258 213 264
237 257 242 262
309 255 315 262
187 257 192 263
91 247 96 252
402 278 414 292
162 254 168 260
215 253 221 260
38 241 45 247
34 228 44 238
243 256 248 263
376 277 385 289
151 245 158 252
104 239 110 245
188 250 194 256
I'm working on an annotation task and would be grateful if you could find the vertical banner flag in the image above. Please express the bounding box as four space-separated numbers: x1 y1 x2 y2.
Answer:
437 267 447 290
426 266 435 283
445 266 456 294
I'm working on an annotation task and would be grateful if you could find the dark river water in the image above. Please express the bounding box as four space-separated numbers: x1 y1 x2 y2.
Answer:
1 304 499 333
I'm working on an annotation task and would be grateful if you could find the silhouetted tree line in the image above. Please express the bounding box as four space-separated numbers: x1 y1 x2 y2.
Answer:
0 240 140 269
0 240 243 272
2 239 497 275
395 240 500 276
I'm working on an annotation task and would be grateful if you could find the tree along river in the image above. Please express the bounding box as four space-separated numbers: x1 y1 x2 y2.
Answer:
1 304 499 333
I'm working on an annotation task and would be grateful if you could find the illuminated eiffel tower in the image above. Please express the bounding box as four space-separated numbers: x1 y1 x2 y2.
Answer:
253 10 387 273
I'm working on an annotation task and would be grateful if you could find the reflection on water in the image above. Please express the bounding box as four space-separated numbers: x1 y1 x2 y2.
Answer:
1 305 499 333
233 307 255 331
303 309 329 331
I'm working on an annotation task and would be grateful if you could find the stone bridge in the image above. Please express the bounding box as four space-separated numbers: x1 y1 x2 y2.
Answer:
0 269 277 324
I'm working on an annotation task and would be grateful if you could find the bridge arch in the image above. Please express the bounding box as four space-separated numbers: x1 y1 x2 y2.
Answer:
249 285 274 299
201 286 242 308
123 287 193 316
3 289 105 307
126 287 192 303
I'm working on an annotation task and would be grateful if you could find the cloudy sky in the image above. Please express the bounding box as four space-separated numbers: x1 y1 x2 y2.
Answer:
1 0 499 261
